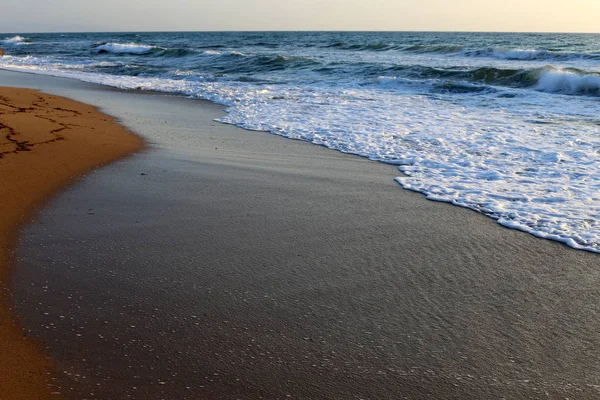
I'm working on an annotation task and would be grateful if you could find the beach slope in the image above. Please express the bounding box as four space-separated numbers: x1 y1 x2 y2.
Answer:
3 71 600 398
0 87 142 399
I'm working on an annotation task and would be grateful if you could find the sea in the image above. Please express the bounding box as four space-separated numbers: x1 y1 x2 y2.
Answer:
2 31 600 253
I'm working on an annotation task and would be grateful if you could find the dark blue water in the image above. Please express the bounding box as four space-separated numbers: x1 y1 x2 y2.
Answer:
3 32 600 91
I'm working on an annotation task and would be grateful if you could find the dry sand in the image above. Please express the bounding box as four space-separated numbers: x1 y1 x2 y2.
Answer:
0 87 142 399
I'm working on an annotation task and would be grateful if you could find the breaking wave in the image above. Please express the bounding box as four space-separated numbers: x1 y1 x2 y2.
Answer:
1 36 31 45
95 42 159 55
536 68 600 95
380 65 600 96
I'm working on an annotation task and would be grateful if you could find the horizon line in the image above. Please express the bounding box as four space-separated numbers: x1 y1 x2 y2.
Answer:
2 29 600 35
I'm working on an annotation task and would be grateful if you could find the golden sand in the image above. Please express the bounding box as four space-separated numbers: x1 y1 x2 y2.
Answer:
0 87 142 399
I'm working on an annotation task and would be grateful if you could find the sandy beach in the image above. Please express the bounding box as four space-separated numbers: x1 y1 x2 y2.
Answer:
0 85 142 399
1 69 600 399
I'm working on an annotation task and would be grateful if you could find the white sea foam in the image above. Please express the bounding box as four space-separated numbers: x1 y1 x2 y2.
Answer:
2 36 29 45
536 68 600 95
2 53 600 253
95 42 156 54
202 50 244 57
491 48 550 60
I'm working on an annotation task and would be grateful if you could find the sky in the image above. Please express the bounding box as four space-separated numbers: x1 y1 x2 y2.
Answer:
1 0 599 33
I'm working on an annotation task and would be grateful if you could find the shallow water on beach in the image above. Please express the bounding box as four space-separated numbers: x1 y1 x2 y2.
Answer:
2 31 600 251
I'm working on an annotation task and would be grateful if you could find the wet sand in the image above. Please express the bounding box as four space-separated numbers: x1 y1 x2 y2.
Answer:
0 86 142 399
2 69 600 399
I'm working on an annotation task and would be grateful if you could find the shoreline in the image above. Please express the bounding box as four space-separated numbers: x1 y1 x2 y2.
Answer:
1 66 597 255
0 87 143 399
0 69 599 398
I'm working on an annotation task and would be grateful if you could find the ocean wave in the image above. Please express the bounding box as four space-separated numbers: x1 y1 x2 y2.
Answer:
151 47 241 58
201 50 244 57
2 36 31 45
247 42 281 48
490 48 556 60
431 81 497 94
323 42 400 51
403 44 464 54
154 48 197 57
211 54 320 73
463 48 600 61
315 42 600 61
536 68 600 96
196 45 228 49
467 66 541 87
95 45 241 58
393 44 600 61
381 65 600 96
379 65 539 88
95 42 159 55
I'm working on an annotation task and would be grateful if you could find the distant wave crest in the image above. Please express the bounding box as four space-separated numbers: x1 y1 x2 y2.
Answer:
398 45 600 61
95 42 158 54
463 47 600 61
403 44 464 53
323 42 402 51
2 36 31 45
